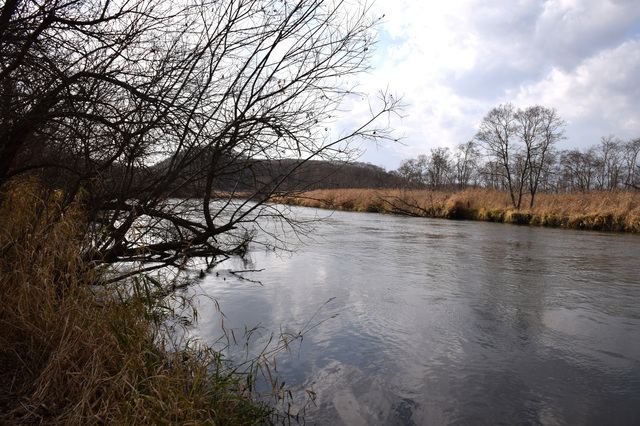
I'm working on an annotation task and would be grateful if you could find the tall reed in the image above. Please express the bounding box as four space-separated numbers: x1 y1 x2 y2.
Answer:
272 188 640 233
0 178 300 424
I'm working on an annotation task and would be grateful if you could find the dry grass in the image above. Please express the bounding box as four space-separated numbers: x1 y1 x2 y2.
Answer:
0 178 295 424
272 188 640 233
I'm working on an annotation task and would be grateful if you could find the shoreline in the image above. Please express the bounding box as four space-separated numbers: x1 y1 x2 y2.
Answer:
270 188 640 234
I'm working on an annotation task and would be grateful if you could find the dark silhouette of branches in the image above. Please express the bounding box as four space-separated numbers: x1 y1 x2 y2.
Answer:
1 0 402 272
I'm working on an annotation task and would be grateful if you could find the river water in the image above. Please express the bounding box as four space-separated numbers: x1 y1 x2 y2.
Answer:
193 206 640 425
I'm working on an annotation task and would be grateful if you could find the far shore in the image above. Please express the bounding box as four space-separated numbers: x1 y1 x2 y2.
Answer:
270 188 640 233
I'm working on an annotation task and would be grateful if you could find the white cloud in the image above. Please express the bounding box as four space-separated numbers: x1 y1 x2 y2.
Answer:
515 38 640 145
344 0 640 169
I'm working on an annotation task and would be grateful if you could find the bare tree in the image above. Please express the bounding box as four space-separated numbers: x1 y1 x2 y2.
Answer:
622 138 640 189
475 103 564 208
523 106 564 207
595 135 623 190
395 155 428 187
511 105 542 208
454 140 481 190
474 103 520 207
478 159 506 190
0 0 401 276
426 147 452 190
559 148 599 193
536 149 560 193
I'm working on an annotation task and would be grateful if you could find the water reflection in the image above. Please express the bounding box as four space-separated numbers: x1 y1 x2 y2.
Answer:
196 208 640 425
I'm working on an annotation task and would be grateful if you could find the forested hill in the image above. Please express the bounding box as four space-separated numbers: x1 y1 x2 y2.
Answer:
153 156 408 196
244 159 407 191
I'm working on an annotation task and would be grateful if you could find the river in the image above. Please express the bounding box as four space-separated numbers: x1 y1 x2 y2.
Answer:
192 205 640 425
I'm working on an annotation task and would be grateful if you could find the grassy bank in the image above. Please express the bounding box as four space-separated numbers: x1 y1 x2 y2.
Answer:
272 188 640 233
0 180 296 424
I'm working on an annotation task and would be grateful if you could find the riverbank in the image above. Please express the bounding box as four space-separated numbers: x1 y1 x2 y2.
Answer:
271 188 640 233
0 180 292 424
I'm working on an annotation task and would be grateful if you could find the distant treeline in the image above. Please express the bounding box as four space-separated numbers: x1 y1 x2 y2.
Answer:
151 155 408 197
162 132 640 199
392 103 640 210
394 136 640 193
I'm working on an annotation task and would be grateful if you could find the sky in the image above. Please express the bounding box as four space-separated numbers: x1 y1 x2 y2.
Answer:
344 0 640 170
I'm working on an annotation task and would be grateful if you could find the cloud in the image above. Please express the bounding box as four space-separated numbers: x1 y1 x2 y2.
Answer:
535 0 640 66
345 0 640 169
515 38 640 145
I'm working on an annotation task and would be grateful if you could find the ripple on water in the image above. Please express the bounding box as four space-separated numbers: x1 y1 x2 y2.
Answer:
198 207 640 425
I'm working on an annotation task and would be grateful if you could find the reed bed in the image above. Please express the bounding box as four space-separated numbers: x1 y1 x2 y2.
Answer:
272 188 640 233
0 179 296 424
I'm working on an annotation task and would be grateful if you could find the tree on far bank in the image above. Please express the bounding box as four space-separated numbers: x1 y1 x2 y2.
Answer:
556 137 639 193
475 103 564 209
474 102 520 207
394 131 639 197
395 155 428 188
559 148 598 193
454 140 481 190
622 138 640 189
521 106 565 208
426 147 453 190
596 135 623 191
394 149 454 190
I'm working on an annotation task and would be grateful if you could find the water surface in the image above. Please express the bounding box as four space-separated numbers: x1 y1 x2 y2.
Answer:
195 207 640 425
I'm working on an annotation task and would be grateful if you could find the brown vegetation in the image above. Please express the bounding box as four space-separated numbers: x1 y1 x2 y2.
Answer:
0 179 297 424
272 188 640 233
